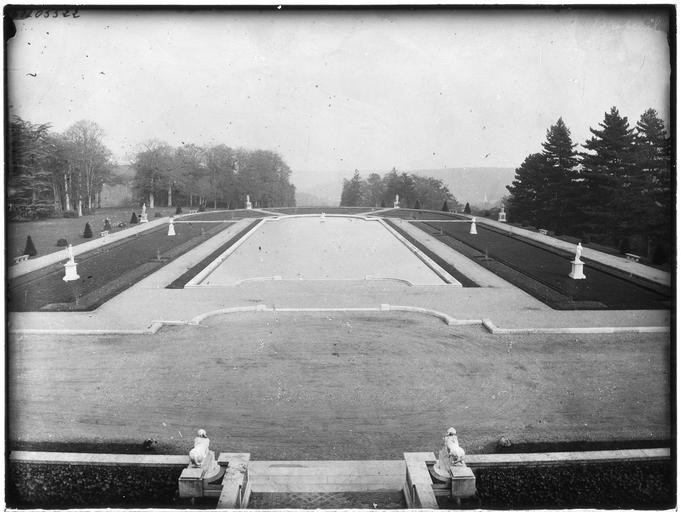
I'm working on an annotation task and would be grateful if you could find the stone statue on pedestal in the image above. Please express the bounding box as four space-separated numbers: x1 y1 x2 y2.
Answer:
394 194 400 208
189 429 210 467
574 242 583 262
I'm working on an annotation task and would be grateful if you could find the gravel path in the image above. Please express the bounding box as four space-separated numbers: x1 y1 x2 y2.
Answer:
9 312 670 459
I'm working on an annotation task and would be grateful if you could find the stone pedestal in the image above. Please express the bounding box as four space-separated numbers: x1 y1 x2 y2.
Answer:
469 219 477 235
140 213 149 223
498 211 506 222
63 261 80 282
168 220 176 236
179 450 221 498
450 465 476 498
569 259 586 279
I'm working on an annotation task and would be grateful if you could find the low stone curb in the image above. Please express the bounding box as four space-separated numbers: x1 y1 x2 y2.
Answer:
482 318 670 335
10 447 670 467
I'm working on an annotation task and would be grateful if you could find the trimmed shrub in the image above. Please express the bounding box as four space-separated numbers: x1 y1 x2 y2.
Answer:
618 237 631 255
464 202 471 214
175 205 183 214
154 212 162 218
56 238 68 247
23 236 37 256
130 212 138 224
442 200 450 212
63 210 77 218
103 219 112 231
83 222 93 239
198 204 206 212
413 199 422 210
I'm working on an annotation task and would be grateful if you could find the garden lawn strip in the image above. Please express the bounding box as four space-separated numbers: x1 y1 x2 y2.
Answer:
166 219 262 288
8 221 231 312
380 210 670 309
431 222 671 309
266 206 378 215
383 219 477 287
412 221 605 310
181 209 272 222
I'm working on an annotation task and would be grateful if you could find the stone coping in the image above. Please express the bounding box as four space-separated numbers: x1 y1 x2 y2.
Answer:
10 448 670 468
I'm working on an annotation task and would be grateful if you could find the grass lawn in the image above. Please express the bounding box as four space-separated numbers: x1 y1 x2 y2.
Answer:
8 312 670 459
8 221 238 311
7 206 176 259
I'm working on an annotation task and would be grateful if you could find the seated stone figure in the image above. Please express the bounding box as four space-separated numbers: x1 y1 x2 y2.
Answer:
432 427 466 481
444 427 466 465
189 429 211 467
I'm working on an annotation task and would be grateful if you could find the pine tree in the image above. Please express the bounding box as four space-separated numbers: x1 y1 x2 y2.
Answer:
23 235 37 256
636 108 672 260
506 153 550 226
540 118 581 234
176 204 183 214
463 202 471 214
580 107 641 244
340 170 363 206
83 222 93 238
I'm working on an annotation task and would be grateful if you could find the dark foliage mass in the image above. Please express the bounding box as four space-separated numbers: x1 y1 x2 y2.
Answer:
23 236 37 256
340 168 459 211
506 109 672 263
82 222 92 239
7 116 297 222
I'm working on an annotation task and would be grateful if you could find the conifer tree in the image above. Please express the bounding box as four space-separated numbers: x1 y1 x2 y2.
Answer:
83 222 93 238
463 202 471 214
506 152 549 227
414 199 421 209
635 108 672 260
540 118 581 233
130 212 138 224
23 235 37 256
442 200 449 212
580 107 641 244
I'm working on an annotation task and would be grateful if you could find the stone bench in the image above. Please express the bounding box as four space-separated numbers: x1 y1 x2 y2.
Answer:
538 229 548 235
99 230 109 237
13 254 29 265
625 253 641 263
188 209 198 214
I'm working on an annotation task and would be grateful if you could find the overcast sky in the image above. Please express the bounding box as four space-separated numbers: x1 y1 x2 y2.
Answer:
7 8 671 185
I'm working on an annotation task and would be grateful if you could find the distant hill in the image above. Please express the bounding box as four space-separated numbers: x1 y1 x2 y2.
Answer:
412 167 516 207
291 167 516 208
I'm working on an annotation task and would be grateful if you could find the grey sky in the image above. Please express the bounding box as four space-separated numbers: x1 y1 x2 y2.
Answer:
8 8 671 184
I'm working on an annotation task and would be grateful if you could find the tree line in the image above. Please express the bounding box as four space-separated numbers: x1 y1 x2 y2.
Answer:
7 115 297 220
506 107 672 263
130 142 295 210
340 168 459 211
8 117 115 220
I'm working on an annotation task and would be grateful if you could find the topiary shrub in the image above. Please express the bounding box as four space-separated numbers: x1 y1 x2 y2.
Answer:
198 204 206 212
380 199 386 208
83 222 93 238
23 236 37 256
63 210 77 218
175 205 183 214
56 238 68 247
130 212 138 224
464 202 471 214
413 199 422 209
103 218 112 231
442 200 450 212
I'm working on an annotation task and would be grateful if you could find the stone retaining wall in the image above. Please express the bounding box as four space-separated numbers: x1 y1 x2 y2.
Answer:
8 450 673 508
